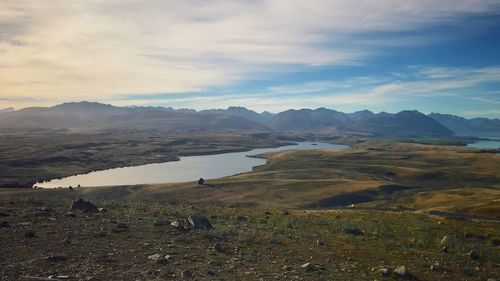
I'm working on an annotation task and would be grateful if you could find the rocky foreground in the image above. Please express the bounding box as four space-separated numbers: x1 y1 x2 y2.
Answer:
0 198 499 281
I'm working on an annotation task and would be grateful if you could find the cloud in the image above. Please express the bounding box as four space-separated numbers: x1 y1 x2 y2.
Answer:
1 0 500 109
116 65 500 115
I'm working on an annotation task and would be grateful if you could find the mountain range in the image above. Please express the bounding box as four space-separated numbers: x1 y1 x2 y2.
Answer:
1 102 499 136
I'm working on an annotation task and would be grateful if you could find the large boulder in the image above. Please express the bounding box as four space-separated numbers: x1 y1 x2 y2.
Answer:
70 199 98 213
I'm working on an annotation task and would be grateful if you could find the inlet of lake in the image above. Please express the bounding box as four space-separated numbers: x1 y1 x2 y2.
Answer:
35 142 347 188
466 137 500 149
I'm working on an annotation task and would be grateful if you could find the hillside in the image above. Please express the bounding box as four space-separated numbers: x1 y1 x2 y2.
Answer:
429 113 500 136
4 102 500 136
0 102 269 132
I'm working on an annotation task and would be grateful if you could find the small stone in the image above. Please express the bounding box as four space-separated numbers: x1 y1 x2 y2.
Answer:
344 227 363 236
181 270 192 278
301 262 314 271
441 246 448 253
212 242 224 253
188 215 212 229
46 254 68 262
468 250 480 260
379 267 389 275
65 211 76 217
283 265 292 271
98 208 107 213
116 223 128 229
236 216 248 222
112 223 128 233
431 262 442 272
148 253 163 263
394 265 409 278
440 235 449 246
70 199 98 213
171 221 180 227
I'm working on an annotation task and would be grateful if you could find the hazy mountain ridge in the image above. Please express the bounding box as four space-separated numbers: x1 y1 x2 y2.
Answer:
429 113 500 137
0 102 269 132
0 101 498 136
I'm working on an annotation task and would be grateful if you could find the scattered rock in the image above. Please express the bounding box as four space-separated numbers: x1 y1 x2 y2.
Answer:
188 215 212 229
24 230 36 238
112 223 128 233
236 216 248 222
283 265 292 271
393 265 409 279
316 240 325 246
344 227 363 236
181 270 192 278
148 253 163 264
301 262 314 271
441 246 448 253
98 208 107 213
0 220 9 228
440 235 449 246
212 242 225 253
378 267 389 275
40 207 52 212
431 262 442 272
468 250 480 260
154 218 169 226
70 199 98 213
65 211 76 217
46 254 68 262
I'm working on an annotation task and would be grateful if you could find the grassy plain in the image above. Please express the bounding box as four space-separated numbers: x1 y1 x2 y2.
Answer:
1 138 499 280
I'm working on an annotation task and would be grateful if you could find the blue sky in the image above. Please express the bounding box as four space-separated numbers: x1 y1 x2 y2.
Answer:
1 1 500 118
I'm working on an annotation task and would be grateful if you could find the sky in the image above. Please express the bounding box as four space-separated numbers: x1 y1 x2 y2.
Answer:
1 0 500 118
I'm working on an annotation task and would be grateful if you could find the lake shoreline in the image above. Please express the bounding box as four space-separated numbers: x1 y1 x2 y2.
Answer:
34 141 348 188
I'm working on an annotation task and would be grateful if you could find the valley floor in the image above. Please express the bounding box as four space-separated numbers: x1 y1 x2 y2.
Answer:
1 140 499 280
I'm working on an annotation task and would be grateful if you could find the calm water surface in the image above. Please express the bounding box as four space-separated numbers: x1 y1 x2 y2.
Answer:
35 142 347 188
467 137 500 149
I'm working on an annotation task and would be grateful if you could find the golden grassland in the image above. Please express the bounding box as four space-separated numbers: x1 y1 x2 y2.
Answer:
1 140 499 280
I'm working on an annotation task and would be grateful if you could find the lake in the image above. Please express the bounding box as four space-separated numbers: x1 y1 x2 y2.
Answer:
35 142 347 188
467 137 500 149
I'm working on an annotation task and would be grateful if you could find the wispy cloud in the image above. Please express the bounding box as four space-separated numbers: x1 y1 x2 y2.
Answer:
1 0 499 109
107 65 500 116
